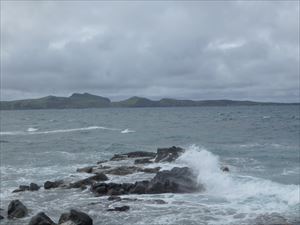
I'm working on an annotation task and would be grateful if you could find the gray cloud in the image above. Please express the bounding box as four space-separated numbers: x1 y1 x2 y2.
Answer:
1 1 299 102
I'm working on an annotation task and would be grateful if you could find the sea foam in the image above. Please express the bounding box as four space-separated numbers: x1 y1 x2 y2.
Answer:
177 145 299 210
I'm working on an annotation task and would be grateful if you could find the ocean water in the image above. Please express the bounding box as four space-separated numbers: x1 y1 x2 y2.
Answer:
0 106 299 225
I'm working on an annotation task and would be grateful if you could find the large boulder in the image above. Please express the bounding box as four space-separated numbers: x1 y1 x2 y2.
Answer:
91 167 202 196
30 183 41 191
44 180 64 189
110 151 156 161
147 167 202 194
58 209 92 225
154 146 185 162
28 212 56 225
69 173 108 189
7 199 28 219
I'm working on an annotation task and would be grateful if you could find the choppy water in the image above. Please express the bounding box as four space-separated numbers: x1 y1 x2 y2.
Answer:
0 106 299 225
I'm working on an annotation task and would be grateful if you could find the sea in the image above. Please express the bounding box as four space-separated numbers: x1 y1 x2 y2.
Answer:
0 106 299 225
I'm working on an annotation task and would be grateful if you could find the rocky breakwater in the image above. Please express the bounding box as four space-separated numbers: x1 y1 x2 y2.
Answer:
3 146 207 224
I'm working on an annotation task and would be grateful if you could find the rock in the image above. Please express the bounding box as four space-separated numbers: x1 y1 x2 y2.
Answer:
58 209 92 225
7 199 28 219
154 146 185 162
106 166 139 176
12 183 40 193
221 166 229 172
0 215 3 220
96 160 108 164
129 181 149 194
108 196 121 201
44 180 64 189
28 212 56 225
107 206 130 212
110 154 127 161
12 185 30 193
69 173 108 189
141 167 161 173
134 158 153 164
76 166 95 173
60 222 77 225
125 151 156 158
147 167 201 194
29 183 40 191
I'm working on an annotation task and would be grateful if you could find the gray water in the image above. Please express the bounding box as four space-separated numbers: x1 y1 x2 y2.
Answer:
0 106 299 225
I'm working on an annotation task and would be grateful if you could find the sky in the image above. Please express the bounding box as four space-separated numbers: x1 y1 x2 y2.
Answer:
1 1 299 102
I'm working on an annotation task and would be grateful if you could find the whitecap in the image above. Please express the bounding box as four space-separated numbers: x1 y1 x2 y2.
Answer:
121 128 135 134
27 127 38 132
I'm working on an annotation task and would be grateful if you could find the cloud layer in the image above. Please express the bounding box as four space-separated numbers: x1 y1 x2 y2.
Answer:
1 1 299 102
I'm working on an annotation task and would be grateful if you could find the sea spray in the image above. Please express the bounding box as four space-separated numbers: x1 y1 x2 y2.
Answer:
177 145 299 213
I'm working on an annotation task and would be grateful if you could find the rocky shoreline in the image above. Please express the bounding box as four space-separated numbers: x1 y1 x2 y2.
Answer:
0 146 295 225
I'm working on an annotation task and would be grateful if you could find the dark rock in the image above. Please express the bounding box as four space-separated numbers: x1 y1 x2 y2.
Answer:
7 199 28 219
29 183 40 191
221 166 229 172
44 180 64 189
141 167 161 173
125 151 156 158
130 181 149 194
154 146 185 162
106 166 139 175
28 212 56 225
58 209 92 225
69 173 108 189
134 158 153 164
76 166 95 173
12 185 30 193
110 154 127 161
107 206 130 212
96 160 108 164
147 167 201 193
108 196 122 201
0 215 3 220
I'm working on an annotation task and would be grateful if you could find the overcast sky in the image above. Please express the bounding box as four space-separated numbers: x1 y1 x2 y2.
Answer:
1 1 299 102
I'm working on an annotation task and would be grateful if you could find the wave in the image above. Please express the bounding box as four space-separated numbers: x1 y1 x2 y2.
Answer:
0 126 121 136
121 128 135 134
177 145 299 212
27 127 38 132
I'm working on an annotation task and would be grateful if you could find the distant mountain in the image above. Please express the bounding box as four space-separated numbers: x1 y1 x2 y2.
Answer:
0 93 110 110
0 93 297 110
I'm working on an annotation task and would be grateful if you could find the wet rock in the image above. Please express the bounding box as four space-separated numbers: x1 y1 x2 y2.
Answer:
28 212 56 225
44 180 64 189
12 183 40 193
141 167 161 173
58 209 92 225
0 215 3 220
7 199 28 219
134 158 153 164
12 185 30 193
60 222 77 225
107 206 130 212
154 146 185 162
69 173 108 189
106 166 140 176
147 167 201 193
110 154 127 161
76 166 95 173
125 151 156 158
96 160 108 164
129 181 150 194
108 196 122 201
29 183 40 191
221 166 229 172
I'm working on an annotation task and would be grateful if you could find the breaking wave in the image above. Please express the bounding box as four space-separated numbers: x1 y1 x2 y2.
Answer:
177 145 299 213
0 126 121 136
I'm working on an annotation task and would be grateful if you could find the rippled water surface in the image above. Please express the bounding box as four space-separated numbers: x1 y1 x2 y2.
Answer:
0 106 299 224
